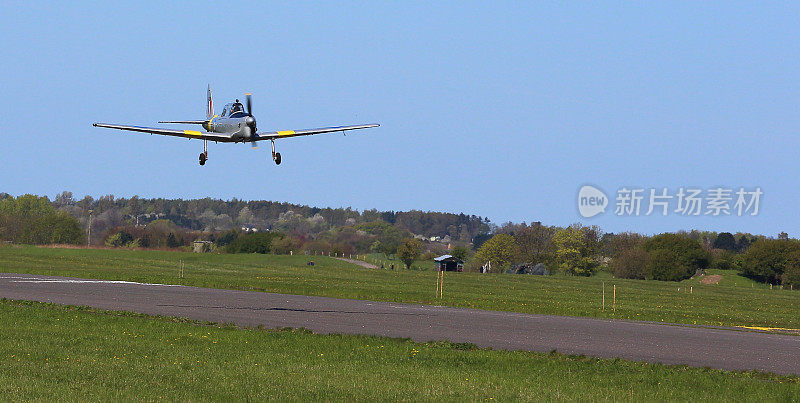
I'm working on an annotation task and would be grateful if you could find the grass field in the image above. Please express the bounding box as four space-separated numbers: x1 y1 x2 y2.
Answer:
1 245 799 331
1 299 798 400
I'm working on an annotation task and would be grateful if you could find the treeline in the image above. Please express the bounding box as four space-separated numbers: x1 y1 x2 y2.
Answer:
472 223 798 287
206 220 411 256
0 194 84 245
45 191 490 247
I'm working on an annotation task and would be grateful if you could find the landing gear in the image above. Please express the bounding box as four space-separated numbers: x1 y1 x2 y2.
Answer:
271 140 282 165
199 139 208 166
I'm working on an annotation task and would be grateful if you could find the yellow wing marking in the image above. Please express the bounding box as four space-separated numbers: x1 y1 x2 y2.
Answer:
184 130 202 136
277 130 296 136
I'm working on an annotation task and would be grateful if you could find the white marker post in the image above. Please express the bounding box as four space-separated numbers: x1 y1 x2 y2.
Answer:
602 282 605 312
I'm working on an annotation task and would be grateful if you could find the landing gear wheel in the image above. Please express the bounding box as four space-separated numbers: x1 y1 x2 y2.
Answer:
274 152 282 165
199 152 207 166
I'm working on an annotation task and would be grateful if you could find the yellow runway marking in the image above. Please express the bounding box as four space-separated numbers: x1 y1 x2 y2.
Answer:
737 325 800 332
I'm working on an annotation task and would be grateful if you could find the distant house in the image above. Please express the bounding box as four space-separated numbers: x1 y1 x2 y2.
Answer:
434 255 463 272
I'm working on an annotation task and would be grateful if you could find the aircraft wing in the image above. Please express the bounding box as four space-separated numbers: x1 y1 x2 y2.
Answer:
256 124 379 140
93 123 235 142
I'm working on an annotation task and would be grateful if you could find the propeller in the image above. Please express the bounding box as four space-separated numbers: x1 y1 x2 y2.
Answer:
245 93 252 116
245 93 258 148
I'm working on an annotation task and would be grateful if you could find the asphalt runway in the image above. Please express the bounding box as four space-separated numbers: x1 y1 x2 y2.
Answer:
2 273 799 375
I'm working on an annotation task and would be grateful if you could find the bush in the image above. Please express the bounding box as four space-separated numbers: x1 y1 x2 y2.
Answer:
49 212 85 244
710 250 736 271
608 233 647 279
100 224 193 249
648 249 684 281
642 233 709 281
215 229 239 247
611 247 649 279
741 239 800 284
270 235 304 255
226 232 277 254
105 231 133 247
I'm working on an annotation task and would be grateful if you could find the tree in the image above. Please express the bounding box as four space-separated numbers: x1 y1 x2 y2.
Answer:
609 233 648 279
712 232 736 251
227 232 276 254
551 225 598 276
49 213 85 244
735 234 758 253
270 235 303 255
105 231 133 247
53 191 75 207
603 232 645 257
611 247 649 279
784 250 800 288
215 229 239 247
166 233 180 248
236 206 256 225
0 195 84 245
449 245 470 262
474 234 516 273
741 239 799 284
513 223 554 265
397 238 423 269
642 233 710 281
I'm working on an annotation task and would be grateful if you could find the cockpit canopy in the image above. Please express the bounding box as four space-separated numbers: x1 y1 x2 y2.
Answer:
220 102 246 117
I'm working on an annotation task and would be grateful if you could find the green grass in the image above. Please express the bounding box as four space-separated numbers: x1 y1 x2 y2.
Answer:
1 299 798 401
1 245 799 330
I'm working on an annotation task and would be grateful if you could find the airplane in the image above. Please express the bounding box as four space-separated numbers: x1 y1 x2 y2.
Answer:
93 86 379 165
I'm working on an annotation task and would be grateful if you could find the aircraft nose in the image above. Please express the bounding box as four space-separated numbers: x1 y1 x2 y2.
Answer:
245 116 257 137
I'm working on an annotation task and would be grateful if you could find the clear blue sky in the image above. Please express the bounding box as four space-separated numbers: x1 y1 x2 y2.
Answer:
1 2 798 236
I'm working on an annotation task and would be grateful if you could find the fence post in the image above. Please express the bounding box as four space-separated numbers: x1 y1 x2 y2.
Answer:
440 270 444 298
613 285 616 313
436 270 441 297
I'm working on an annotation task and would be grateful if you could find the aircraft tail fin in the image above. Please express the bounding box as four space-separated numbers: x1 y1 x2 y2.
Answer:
206 85 214 119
